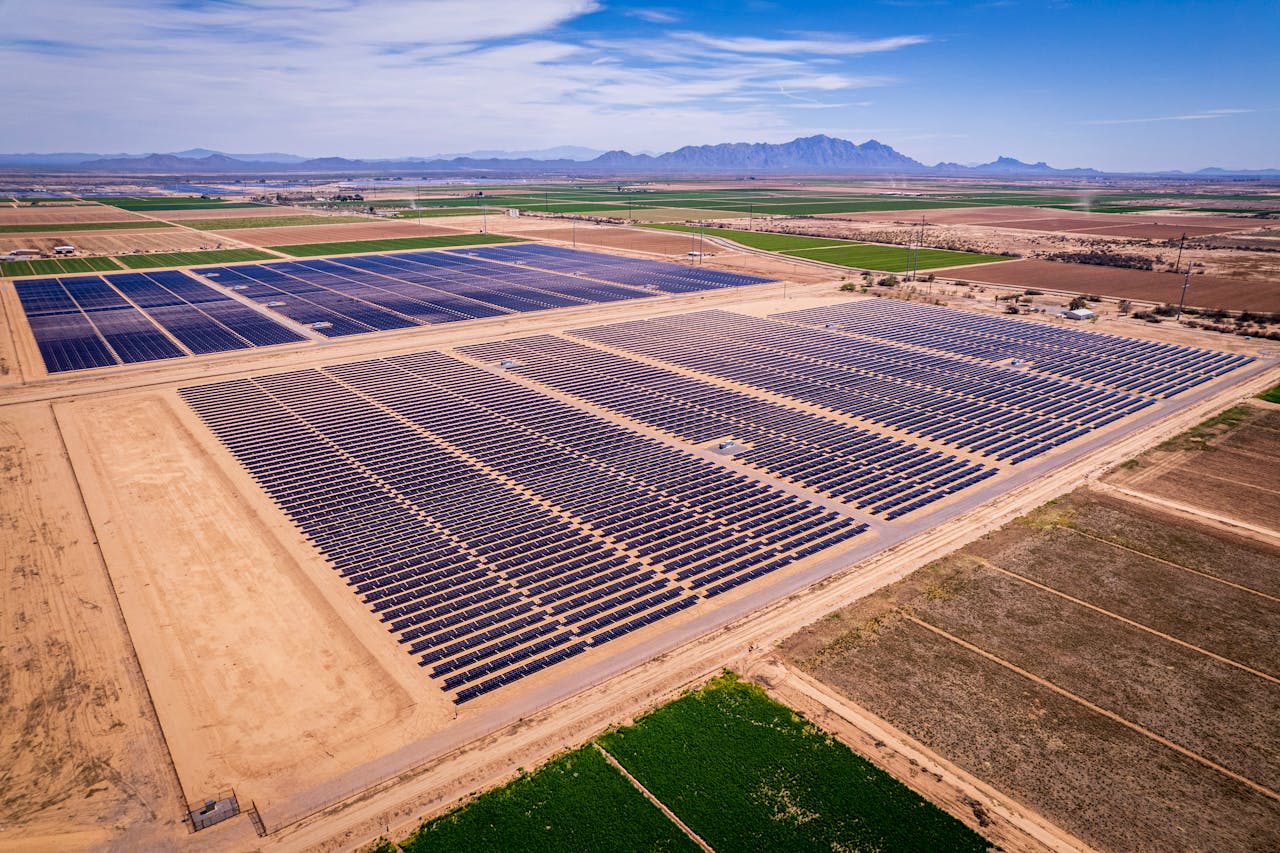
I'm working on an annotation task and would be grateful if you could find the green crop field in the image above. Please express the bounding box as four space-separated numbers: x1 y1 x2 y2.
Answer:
597 673 990 853
1257 383 1280 405
783 244 1012 272
0 220 171 234
173 215 373 230
267 233 523 257
0 256 122 276
644 224 857 252
399 745 698 853
392 208 493 219
113 249 278 269
104 197 267 212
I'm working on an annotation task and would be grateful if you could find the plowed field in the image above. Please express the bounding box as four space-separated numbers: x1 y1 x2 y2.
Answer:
958 258 1280 311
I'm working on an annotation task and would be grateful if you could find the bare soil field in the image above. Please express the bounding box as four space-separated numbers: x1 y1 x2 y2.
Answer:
56 392 437 815
210 219 462 248
1071 222 1237 239
1106 405 1280 533
957 258 1280 312
1 228 249 257
783 489 1280 852
0 403 181 853
0 205 146 226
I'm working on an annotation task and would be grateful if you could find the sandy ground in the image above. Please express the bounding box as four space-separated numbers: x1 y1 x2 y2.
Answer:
56 392 441 814
208 220 463 247
0 403 182 853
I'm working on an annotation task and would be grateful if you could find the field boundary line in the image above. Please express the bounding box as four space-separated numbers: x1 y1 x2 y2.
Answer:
1061 524 1280 604
970 556 1280 685
904 615 1280 804
748 659 1095 853
1093 481 1280 543
593 743 716 853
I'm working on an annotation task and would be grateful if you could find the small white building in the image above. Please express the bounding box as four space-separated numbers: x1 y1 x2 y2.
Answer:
1063 308 1096 320
53 245 75 255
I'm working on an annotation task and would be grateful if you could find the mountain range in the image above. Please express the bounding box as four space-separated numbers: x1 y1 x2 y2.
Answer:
1 135 1275 177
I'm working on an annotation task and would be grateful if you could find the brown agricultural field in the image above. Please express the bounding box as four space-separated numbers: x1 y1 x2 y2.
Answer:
0 205 147 225
207 219 462 247
1106 405 1280 533
783 488 1280 853
0 228 252 256
957 258 1280 312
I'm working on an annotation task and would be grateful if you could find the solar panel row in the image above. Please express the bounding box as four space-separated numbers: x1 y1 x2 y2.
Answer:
195 246 777 340
459 334 994 521
455 243 775 294
14 270 306 373
774 300 1253 399
181 350 865 703
571 310 1157 464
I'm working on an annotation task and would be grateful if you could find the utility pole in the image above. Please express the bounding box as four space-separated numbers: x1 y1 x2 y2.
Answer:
749 202 754 231
1174 232 1186 272
1176 264 1192 320
481 203 487 234
572 218 576 249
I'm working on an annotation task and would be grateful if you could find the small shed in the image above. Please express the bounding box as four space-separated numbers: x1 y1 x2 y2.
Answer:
1063 308 1096 320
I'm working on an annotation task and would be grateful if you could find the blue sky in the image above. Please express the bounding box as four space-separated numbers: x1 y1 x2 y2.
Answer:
3 0 1276 170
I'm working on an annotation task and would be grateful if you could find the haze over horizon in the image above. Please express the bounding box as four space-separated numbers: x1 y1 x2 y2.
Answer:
3 0 1276 172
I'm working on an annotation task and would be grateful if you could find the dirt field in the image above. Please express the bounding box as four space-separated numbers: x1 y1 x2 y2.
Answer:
957 258 1280 312
0 403 181 852
56 392 439 815
1 228 252 257
783 489 1280 852
208 219 463 248
1106 405 1280 533
0 224 215 253
0 205 146 226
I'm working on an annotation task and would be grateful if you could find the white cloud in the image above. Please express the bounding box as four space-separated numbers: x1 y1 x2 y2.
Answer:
0 0 926 155
1085 108 1255 126
673 32 929 56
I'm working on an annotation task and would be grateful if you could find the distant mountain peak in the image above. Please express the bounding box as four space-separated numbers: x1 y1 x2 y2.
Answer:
8 136 1269 175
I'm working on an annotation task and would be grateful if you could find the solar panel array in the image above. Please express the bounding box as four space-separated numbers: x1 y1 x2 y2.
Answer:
14 271 307 372
460 335 995 521
196 247 776 339
455 243 776 294
774 300 1253 398
181 351 865 703
570 310 1183 465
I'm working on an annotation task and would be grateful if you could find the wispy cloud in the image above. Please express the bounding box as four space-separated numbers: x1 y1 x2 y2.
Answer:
625 8 680 24
673 32 929 55
1086 108 1254 125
